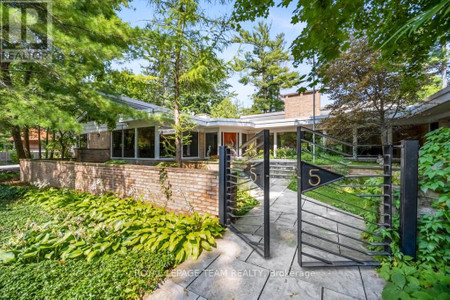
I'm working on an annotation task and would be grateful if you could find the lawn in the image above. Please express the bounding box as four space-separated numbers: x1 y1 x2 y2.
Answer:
0 182 223 299
287 175 377 216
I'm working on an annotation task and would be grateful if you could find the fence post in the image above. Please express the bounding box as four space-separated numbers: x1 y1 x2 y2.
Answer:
400 140 419 259
218 146 227 226
383 144 393 253
263 129 270 258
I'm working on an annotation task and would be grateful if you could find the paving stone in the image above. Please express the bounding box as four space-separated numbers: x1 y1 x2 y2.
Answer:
290 252 366 299
246 234 297 272
169 249 220 288
359 267 385 300
215 230 255 261
259 275 322 300
145 281 200 300
188 254 270 300
322 288 360 300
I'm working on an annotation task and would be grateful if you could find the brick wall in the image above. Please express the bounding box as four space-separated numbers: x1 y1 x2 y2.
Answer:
284 92 321 119
88 131 110 149
74 149 110 163
20 159 219 216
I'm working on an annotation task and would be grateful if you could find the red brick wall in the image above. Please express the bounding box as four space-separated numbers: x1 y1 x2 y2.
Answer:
20 159 219 216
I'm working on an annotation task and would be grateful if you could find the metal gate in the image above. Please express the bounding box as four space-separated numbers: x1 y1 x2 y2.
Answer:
296 126 393 267
219 130 270 258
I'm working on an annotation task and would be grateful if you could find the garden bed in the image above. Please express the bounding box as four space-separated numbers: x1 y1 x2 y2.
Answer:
0 183 223 299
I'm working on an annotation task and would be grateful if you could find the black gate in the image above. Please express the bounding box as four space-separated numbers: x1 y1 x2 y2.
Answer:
219 130 270 258
296 126 393 267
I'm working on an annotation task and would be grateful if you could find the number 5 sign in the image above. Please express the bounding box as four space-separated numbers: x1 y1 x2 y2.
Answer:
300 162 344 192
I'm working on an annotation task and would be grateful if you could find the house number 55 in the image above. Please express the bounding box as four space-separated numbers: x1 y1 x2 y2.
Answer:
309 169 321 186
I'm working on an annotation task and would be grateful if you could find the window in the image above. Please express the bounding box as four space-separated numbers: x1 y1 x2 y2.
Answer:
138 127 155 158
160 127 176 158
112 130 122 157
79 134 88 149
123 129 135 158
205 132 218 157
183 131 199 157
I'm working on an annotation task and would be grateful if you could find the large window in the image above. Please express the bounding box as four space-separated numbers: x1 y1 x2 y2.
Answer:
112 130 122 157
205 132 218 157
123 129 135 157
159 127 176 158
138 127 155 158
78 134 88 149
183 132 199 157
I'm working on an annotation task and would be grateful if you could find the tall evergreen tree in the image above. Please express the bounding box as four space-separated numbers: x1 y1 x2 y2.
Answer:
233 22 300 113
141 0 228 166
0 0 138 159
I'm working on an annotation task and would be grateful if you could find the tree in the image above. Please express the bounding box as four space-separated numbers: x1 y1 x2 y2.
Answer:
96 70 163 106
141 0 228 166
181 80 236 115
232 0 449 88
0 0 138 159
210 98 241 118
233 22 300 113
321 39 422 145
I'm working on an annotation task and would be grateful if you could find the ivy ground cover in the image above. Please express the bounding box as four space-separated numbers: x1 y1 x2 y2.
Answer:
0 184 223 299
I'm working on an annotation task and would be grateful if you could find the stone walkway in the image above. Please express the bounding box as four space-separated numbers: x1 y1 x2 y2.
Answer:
146 179 385 300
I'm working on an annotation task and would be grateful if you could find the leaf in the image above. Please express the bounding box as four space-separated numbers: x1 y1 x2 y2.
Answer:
86 250 99 261
391 272 406 289
0 251 15 264
382 283 401 300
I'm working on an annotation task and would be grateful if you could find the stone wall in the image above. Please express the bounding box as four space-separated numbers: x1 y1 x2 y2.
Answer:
20 159 219 216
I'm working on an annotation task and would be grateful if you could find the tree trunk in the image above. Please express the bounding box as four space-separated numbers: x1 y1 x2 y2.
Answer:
50 130 55 159
59 130 66 159
38 126 42 159
11 126 26 159
441 43 447 89
23 126 31 159
45 128 49 159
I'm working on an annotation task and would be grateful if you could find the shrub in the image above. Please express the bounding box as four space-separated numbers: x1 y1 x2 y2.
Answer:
0 251 174 299
0 188 223 265
105 159 128 165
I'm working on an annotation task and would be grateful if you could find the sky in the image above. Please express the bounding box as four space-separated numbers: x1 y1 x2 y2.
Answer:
115 0 330 108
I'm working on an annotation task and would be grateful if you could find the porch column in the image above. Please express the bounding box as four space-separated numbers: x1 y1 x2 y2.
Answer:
352 127 358 159
218 130 222 148
322 130 327 146
273 132 277 158
154 126 160 159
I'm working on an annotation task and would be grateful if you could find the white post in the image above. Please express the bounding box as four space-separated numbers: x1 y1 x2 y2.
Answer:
273 132 277 158
154 126 160 159
218 130 222 148
322 130 327 146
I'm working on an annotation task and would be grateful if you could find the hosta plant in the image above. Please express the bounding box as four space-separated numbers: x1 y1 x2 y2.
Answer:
0 188 223 265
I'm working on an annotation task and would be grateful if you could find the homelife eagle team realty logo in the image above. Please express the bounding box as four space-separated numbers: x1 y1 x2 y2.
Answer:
0 0 52 62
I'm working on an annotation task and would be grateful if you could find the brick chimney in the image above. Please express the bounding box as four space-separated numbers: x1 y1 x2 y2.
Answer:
282 91 321 119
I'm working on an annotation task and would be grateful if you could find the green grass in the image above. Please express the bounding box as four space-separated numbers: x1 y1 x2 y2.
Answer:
288 175 377 216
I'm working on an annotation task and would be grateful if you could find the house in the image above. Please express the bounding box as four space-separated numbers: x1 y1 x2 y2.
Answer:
76 87 450 163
